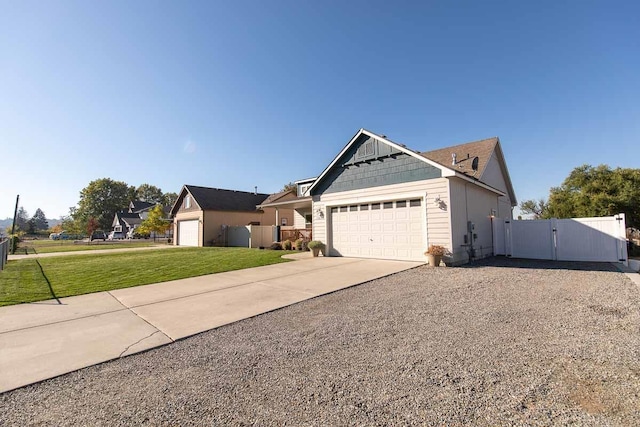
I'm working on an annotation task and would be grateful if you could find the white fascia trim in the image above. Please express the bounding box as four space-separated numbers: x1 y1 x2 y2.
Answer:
452 172 507 196
294 177 317 184
308 129 457 194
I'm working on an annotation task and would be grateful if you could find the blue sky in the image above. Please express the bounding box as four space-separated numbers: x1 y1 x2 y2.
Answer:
1 0 638 220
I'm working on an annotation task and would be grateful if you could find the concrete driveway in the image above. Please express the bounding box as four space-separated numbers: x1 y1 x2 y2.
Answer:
0 254 420 393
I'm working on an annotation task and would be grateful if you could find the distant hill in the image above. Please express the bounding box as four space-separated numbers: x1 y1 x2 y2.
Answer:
0 217 61 230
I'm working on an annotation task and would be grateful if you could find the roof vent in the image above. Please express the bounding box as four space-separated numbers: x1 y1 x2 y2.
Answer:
380 134 387 139
254 186 258 195
452 153 457 165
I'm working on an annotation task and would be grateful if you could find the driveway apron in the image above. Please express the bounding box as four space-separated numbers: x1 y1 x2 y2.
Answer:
0 255 420 393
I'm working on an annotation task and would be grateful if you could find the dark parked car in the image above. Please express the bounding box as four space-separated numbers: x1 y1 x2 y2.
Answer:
90 230 107 241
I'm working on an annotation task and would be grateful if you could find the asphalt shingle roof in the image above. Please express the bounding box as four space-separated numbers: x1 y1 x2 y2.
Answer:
185 185 271 212
420 137 499 178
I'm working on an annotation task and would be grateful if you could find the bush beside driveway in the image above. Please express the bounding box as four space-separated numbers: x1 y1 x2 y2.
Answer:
1 258 639 426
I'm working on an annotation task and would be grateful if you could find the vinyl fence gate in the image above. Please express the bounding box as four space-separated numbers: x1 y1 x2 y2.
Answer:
493 214 628 265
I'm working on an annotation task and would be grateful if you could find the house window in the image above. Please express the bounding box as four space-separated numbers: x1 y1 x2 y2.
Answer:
339 206 347 213
185 195 191 209
383 202 393 209
114 225 122 232
304 213 312 227
371 203 380 210
331 207 338 214
298 184 310 197
359 204 369 210
281 218 288 226
396 201 406 208
410 199 421 207
350 205 358 212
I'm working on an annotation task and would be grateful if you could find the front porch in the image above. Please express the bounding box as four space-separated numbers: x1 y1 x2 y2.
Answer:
257 196 313 243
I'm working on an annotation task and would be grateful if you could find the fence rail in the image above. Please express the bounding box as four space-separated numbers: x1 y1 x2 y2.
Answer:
0 238 9 271
281 228 312 242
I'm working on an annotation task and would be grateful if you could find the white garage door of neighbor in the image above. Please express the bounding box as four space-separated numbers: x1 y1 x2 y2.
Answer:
330 199 424 261
178 220 199 246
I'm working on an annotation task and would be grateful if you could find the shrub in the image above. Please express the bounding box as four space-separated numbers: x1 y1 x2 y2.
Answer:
269 242 282 250
281 240 292 250
294 238 304 250
307 240 325 250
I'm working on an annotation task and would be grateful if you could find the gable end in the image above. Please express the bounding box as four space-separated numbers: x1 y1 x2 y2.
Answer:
312 134 442 195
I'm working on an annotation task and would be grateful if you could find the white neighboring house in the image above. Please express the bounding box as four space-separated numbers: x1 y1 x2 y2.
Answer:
258 128 516 265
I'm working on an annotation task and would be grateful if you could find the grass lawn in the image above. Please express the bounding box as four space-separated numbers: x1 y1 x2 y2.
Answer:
16 239 158 254
0 247 295 307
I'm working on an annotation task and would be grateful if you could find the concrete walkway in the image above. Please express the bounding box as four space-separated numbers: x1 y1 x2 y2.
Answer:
0 254 421 393
7 244 174 260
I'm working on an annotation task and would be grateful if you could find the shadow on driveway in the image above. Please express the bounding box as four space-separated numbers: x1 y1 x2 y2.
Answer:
460 256 620 272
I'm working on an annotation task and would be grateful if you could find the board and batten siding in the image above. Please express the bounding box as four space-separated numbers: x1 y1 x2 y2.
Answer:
314 178 451 254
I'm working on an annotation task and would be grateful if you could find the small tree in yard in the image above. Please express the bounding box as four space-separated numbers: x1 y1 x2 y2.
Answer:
137 205 171 240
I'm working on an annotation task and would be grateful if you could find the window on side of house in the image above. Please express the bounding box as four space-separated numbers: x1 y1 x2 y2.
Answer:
185 195 191 209
305 213 313 227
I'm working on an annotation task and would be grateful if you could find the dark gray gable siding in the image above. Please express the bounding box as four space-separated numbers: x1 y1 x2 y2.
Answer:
312 135 442 195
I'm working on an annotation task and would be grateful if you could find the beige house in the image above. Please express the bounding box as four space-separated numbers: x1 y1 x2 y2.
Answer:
170 185 295 247
259 128 516 265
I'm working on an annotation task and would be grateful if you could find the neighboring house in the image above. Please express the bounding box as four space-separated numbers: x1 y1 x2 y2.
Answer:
111 200 171 238
170 185 295 247
259 128 516 264
112 211 143 235
128 200 156 220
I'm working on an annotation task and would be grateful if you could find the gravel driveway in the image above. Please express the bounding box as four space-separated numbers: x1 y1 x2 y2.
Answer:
1 258 639 426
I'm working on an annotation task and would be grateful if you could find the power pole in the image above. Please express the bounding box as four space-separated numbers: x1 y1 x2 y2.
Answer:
10 194 19 254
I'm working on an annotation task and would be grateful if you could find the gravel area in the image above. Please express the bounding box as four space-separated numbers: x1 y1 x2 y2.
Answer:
1 258 639 426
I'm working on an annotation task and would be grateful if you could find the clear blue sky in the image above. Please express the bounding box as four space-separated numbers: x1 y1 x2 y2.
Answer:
1 0 638 220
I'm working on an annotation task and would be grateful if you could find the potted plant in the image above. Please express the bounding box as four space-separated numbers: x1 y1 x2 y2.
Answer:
307 240 325 257
425 244 447 267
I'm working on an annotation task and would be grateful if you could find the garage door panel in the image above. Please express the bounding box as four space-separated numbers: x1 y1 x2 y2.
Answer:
178 220 199 247
329 199 425 261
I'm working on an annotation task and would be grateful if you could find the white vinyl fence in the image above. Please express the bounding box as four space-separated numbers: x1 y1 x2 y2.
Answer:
493 214 628 265
227 225 277 248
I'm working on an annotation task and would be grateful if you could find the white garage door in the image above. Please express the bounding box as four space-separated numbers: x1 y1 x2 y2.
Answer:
329 199 424 261
178 220 199 246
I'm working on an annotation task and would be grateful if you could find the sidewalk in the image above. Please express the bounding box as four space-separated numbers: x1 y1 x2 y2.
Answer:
0 254 421 393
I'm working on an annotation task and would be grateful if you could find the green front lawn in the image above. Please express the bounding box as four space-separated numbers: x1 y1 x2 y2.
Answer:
0 247 294 307
16 239 158 254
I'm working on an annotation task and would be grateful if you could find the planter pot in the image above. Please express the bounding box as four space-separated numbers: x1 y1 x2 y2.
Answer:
312 248 320 257
426 254 442 267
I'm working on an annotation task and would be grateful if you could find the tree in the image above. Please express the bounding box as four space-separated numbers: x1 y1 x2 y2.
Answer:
281 182 296 193
534 164 640 228
136 184 164 204
31 208 49 231
14 207 29 232
162 192 178 208
136 205 171 239
86 217 99 236
518 199 549 219
75 178 135 231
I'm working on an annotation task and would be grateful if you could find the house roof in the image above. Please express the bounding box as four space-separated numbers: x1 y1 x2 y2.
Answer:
171 185 272 215
129 200 155 213
307 128 518 204
420 137 498 178
260 189 296 205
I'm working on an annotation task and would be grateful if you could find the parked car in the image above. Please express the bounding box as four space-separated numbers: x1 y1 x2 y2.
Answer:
108 231 125 240
90 230 107 241
50 231 70 240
